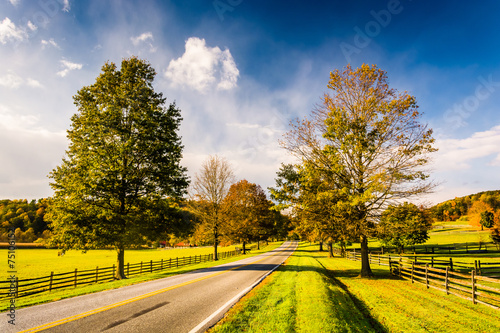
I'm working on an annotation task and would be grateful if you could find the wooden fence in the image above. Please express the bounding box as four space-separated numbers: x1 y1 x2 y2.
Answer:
0 250 239 300
350 241 500 255
335 249 500 310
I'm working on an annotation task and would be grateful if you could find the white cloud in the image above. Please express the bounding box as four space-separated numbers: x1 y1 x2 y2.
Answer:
165 37 239 92
27 21 37 31
131 32 153 45
62 0 70 12
130 32 156 53
0 73 23 88
0 72 44 89
56 59 83 77
0 105 67 199
434 125 500 170
0 17 28 44
41 38 59 49
26 78 42 88
8 0 20 6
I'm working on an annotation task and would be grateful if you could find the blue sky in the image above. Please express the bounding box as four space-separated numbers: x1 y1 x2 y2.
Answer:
1 0 500 204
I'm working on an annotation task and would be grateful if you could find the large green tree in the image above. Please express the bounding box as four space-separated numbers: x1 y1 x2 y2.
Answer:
281 64 436 277
47 57 189 279
378 202 433 253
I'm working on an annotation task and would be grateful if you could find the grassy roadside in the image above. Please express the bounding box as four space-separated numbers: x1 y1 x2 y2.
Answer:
1 242 282 311
210 242 500 333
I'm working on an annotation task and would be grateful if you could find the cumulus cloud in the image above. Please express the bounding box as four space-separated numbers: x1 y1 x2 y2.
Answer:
0 17 28 44
165 37 239 92
8 0 20 6
435 125 500 170
56 59 83 77
27 21 37 31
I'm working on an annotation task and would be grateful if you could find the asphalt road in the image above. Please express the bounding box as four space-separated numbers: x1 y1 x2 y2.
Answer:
2 241 297 333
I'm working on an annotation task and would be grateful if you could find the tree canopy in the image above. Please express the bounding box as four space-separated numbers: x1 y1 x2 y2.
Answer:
279 64 436 276
47 57 189 279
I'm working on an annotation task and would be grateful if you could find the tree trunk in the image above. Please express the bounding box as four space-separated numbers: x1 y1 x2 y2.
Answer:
242 241 247 255
116 245 126 279
257 239 260 250
328 242 334 258
319 241 323 252
359 234 374 277
213 226 219 261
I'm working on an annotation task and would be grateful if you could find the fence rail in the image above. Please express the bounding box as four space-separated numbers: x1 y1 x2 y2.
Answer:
352 241 500 255
335 248 500 310
0 250 240 300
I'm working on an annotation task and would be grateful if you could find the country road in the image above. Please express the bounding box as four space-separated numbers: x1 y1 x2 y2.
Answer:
2 241 297 333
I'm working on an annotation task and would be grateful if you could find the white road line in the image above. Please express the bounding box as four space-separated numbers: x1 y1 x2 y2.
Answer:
188 243 294 333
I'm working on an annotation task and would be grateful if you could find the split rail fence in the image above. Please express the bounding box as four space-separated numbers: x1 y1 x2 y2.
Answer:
335 249 500 310
0 250 239 300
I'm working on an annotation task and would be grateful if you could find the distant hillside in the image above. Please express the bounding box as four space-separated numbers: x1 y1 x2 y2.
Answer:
430 190 500 223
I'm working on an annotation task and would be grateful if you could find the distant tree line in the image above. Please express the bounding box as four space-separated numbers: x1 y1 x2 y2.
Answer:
0 199 51 242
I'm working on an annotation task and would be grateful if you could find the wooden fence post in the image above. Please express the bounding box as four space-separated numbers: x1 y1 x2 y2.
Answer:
127 263 130 276
431 257 434 268
445 266 449 295
478 260 482 275
150 260 153 273
411 262 414 283
425 264 429 289
140 261 143 274
474 260 478 274
95 266 99 283
399 257 403 277
176 257 178 268
449 258 453 271
74 268 78 288
15 277 18 298
466 242 468 253
49 271 54 292
112 264 115 280
471 270 476 304
161 259 163 271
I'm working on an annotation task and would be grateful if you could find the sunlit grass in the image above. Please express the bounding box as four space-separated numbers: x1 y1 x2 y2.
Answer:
211 243 500 333
1 242 282 311
0 244 253 281
210 243 379 333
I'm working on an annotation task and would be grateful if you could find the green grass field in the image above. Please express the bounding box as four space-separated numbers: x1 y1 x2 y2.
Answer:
1 242 281 311
0 244 254 281
210 243 500 333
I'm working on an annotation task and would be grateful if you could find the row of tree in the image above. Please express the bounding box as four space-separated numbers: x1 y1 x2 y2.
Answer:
38 57 291 280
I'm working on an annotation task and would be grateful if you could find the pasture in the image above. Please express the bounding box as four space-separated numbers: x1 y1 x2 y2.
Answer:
210 243 500 333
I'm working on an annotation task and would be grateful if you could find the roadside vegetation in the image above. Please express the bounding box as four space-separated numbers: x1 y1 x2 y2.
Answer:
210 243 500 333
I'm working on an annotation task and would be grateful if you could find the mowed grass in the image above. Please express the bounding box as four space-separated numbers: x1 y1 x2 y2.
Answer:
210 243 500 333
0 244 251 281
210 243 382 333
1 242 282 311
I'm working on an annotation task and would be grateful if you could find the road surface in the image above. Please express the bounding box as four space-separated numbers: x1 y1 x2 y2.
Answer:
2 241 297 333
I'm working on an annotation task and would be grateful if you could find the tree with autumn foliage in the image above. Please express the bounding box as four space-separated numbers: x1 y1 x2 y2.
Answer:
221 180 272 254
280 64 436 277
47 57 189 279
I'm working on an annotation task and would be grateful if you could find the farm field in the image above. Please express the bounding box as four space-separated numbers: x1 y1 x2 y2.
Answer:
1 242 282 311
0 244 260 281
210 243 500 333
